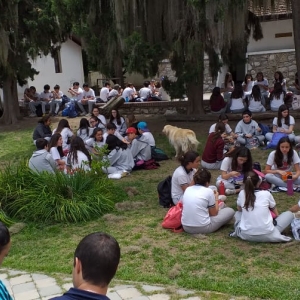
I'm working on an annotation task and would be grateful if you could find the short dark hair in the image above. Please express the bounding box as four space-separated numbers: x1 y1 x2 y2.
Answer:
74 232 120 287
83 83 89 88
36 138 49 150
106 123 117 130
242 110 252 117
44 84 50 90
54 84 60 90
104 82 110 87
73 82 79 86
0 222 10 254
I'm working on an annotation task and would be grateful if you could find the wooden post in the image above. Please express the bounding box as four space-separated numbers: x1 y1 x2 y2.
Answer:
98 96 125 118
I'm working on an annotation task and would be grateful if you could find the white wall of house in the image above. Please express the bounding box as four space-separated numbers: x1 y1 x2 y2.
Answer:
248 19 294 52
18 39 84 98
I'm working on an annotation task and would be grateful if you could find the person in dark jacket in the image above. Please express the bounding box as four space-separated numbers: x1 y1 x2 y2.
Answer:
32 115 52 144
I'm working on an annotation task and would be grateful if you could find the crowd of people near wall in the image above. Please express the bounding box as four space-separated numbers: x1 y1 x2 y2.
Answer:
24 80 163 118
30 110 156 177
210 71 300 114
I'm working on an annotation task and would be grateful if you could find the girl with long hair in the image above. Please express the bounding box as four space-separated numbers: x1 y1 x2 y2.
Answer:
265 137 300 189
181 168 234 234
171 151 201 205
67 136 91 172
201 122 226 170
242 73 254 97
209 87 227 114
254 71 269 104
77 118 94 142
273 70 286 92
230 171 293 242
216 147 253 195
265 104 295 142
52 119 73 151
228 84 246 113
109 109 127 136
103 134 134 175
85 128 105 154
91 107 107 132
49 133 66 170
221 72 235 100
270 82 285 112
248 85 266 112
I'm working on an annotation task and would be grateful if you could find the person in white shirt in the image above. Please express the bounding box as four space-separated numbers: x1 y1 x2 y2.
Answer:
99 82 111 102
242 74 255 98
230 171 293 242
254 71 269 104
68 82 84 114
109 109 127 136
137 121 155 147
77 118 94 143
52 119 74 152
108 84 122 101
50 84 64 115
28 86 41 117
78 83 95 114
181 168 234 234
85 128 106 154
138 81 151 101
270 82 285 112
227 84 246 114
265 105 295 142
67 136 91 172
247 85 266 113
49 133 66 171
122 83 135 102
91 107 107 128
273 71 287 93
39 84 53 115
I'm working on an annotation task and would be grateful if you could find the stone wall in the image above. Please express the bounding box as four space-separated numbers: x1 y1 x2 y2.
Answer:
158 59 215 94
246 51 296 87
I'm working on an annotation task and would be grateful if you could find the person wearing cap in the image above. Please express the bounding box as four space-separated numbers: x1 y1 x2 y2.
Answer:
99 82 111 103
126 127 152 162
137 122 156 147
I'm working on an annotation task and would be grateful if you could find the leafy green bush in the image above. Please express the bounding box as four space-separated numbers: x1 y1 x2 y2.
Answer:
0 162 125 223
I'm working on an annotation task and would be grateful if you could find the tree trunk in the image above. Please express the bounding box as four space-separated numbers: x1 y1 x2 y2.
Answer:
291 0 300 73
0 76 22 125
99 96 125 118
186 83 205 115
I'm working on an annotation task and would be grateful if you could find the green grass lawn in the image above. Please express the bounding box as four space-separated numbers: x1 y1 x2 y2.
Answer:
1 119 300 299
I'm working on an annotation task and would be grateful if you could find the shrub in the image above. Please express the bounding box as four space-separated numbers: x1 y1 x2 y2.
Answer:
0 162 125 223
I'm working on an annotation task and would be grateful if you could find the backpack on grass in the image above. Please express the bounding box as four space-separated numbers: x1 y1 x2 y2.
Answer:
266 132 287 149
162 202 183 232
157 175 173 208
68 101 77 118
151 147 168 161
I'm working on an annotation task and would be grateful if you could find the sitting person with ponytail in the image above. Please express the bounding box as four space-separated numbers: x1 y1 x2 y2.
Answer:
230 171 294 242
201 122 226 170
181 168 235 234
171 151 201 205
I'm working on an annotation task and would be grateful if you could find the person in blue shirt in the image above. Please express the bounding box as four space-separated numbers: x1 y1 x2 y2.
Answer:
0 222 13 300
50 232 120 300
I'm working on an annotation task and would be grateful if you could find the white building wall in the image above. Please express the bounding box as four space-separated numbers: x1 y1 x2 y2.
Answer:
248 19 294 52
18 39 84 97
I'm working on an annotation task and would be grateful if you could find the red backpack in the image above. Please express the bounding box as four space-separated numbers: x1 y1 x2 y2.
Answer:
162 202 183 232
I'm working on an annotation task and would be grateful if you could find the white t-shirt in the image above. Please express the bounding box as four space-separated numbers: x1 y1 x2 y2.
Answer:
85 138 105 149
171 166 196 204
50 147 61 161
122 87 134 100
108 89 119 98
272 116 295 131
209 123 232 134
100 87 110 102
71 87 83 101
254 79 269 94
270 93 284 110
248 96 265 112
39 91 53 101
273 79 287 92
139 87 151 99
230 98 244 110
242 81 255 95
52 91 63 99
181 185 215 227
112 117 125 133
142 132 155 147
80 89 95 102
97 114 107 125
266 150 300 171
237 190 276 235
53 127 73 150
77 128 94 142
67 150 90 171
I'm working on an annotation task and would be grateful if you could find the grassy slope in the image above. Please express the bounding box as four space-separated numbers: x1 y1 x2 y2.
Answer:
1 119 300 299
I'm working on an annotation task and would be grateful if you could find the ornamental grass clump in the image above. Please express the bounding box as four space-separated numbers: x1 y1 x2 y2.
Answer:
0 162 124 223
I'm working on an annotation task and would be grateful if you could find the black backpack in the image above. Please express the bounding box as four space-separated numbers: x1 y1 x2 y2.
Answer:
157 176 173 208
151 147 169 161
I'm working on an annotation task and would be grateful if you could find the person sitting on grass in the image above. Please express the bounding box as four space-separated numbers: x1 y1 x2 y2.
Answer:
85 128 106 154
67 136 91 172
102 135 134 175
50 232 120 300
265 136 300 190
209 87 227 114
49 133 66 171
77 118 94 143
29 138 57 174
181 168 235 234
137 121 155 147
103 123 128 144
0 222 13 300
230 171 293 242
216 147 253 196
235 110 265 146
125 127 151 164
171 151 201 205
32 115 52 144
109 109 127 136
52 119 74 153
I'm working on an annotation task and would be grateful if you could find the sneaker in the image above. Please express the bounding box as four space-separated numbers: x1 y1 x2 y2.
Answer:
269 186 281 193
225 189 236 195
29 113 37 117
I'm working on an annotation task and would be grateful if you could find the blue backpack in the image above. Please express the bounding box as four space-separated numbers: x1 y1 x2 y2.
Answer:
266 132 287 149
68 102 77 118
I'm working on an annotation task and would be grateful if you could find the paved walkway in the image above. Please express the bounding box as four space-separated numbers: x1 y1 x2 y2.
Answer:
0 268 245 300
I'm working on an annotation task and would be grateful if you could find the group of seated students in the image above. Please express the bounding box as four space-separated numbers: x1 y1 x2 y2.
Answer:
171 143 300 242
210 71 300 114
29 109 156 176
24 79 163 117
